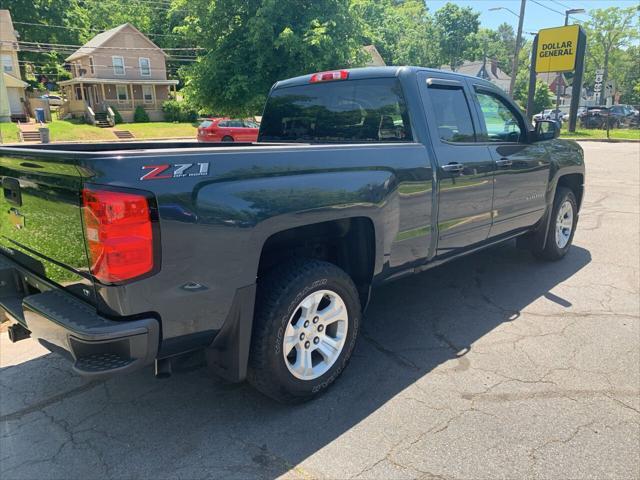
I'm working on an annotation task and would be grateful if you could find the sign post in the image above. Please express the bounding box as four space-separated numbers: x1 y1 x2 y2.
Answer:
593 69 604 105
527 24 586 132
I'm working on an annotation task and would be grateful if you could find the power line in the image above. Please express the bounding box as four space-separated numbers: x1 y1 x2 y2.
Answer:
88 0 190 13
12 21 190 39
529 0 583 23
19 60 184 72
11 46 198 61
14 41 202 52
549 0 573 10
548 0 592 19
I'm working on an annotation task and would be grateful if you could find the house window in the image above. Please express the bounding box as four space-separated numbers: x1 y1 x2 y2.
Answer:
139 57 151 76
116 85 129 103
75 86 82 100
112 56 125 75
1 54 13 73
142 85 153 103
89 57 95 75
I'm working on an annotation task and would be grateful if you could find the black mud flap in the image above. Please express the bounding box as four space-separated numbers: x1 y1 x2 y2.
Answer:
205 283 256 382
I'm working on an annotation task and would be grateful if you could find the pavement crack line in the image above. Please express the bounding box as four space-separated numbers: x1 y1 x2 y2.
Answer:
0 380 104 423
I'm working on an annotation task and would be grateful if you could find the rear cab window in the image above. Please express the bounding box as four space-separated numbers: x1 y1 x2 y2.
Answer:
428 86 476 143
199 120 212 128
259 78 413 143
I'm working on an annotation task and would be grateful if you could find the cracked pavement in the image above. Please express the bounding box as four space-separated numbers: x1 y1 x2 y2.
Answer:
1 142 639 480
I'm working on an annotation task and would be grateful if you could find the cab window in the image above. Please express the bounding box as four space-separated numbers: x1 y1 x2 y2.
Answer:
428 85 476 143
475 90 523 143
259 78 412 143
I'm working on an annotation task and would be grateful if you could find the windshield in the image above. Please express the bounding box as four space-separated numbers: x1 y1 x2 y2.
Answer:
259 78 412 143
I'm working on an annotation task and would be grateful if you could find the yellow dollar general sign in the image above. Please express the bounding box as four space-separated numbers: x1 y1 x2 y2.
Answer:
535 25 580 73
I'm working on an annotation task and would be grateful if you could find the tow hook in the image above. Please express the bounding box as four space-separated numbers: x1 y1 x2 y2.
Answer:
7 323 31 343
154 358 172 379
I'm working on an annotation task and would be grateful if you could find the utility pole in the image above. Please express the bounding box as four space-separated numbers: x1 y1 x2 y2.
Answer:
489 3 526 97
511 0 526 97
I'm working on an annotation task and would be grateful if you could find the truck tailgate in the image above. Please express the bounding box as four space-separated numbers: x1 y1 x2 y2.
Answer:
0 153 94 303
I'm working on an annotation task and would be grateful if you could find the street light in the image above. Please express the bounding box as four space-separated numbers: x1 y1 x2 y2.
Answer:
488 7 520 18
490 2 527 97
564 8 586 26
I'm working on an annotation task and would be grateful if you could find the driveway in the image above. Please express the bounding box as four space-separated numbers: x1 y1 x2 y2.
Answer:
1 142 638 480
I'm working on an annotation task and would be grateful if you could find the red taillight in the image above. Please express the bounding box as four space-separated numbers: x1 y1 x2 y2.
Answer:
310 70 349 83
82 187 155 283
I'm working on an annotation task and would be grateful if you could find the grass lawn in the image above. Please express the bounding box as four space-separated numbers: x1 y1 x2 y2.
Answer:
48 120 114 142
45 120 197 142
560 128 640 140
0 122 20 143
123 122 197 139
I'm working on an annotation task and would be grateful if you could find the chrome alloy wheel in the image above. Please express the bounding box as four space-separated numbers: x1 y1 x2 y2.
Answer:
555 200 574 249
282 290 348 381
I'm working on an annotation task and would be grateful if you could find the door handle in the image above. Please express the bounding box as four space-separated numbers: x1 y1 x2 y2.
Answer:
495 158 513 168
442 163 464 173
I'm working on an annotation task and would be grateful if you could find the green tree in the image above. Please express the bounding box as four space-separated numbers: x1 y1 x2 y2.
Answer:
619 46 640 104
433 3 480 70
351 0 441 67
532 80 553 114
583 6 639 102
179 0 364 115
468 23 516 75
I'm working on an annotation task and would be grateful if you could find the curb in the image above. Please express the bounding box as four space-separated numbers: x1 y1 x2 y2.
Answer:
568 138 640 143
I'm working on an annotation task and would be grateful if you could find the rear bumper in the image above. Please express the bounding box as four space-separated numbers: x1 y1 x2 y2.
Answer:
0 254 159 378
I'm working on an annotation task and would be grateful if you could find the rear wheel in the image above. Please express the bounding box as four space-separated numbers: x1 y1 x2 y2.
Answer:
532 186 577 261
248 259 361 403
221 135 234 142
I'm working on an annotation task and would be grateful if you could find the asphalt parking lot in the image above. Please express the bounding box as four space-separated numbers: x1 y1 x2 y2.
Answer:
1 142 639 480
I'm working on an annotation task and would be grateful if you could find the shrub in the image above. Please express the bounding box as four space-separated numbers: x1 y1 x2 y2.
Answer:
134 106 150 123
162 100 197 122
110 106 123 124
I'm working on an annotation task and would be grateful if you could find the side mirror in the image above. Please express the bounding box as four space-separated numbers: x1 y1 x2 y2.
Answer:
534 119 560 141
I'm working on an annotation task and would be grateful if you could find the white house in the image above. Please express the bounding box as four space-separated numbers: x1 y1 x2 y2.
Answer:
0 10 28 122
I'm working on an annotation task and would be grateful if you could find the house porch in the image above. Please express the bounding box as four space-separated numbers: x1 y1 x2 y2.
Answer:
58 78 179 123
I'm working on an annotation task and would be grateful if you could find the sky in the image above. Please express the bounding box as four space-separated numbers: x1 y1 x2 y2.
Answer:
425 0 639 36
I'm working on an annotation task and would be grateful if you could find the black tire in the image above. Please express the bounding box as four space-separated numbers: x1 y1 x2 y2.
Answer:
248 259 361 403
221 136 234 142
532 186 577 261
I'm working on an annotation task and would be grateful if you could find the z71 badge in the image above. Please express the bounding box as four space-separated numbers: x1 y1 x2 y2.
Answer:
140 163 209 181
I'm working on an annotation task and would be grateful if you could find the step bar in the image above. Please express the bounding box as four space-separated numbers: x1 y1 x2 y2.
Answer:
0 255 159 377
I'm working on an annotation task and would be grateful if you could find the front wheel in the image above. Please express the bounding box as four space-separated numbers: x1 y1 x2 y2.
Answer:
248 259 361 403
532 186 578 261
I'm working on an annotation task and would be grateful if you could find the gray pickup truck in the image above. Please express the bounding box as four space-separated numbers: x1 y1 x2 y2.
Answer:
0 67 584 402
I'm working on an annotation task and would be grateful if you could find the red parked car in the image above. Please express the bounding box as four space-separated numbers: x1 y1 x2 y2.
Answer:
197 118 259 143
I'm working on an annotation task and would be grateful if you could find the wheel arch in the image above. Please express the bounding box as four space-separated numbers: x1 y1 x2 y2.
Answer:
257 217 377 309
556 173 584 211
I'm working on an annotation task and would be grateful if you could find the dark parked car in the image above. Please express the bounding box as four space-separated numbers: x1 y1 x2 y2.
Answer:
579 106 613 129
609 105 639 127
580 104 639 129
0 67 584 403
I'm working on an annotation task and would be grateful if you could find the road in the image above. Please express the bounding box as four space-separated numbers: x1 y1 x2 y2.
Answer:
1 142 638 480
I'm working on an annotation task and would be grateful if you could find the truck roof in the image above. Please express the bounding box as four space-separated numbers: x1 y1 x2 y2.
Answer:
273 66 499 90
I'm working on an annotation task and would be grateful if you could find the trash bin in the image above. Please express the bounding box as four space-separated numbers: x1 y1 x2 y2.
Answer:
35 108 45 123
39 127 50 144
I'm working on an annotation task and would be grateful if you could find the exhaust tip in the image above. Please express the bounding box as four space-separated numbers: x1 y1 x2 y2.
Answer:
154 358 172 379
7 324 31 343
